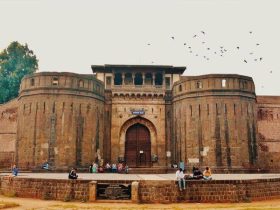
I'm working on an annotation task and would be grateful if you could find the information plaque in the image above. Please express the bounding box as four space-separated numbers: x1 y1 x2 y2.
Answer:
97 183 131 200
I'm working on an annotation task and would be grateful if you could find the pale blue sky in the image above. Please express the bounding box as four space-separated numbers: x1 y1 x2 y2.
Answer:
0 0 279 95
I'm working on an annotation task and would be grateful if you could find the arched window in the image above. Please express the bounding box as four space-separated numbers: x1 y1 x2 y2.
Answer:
222 79 227 88
52 77 59 86
134 73 143 85
179 85 182 92
145 73 152 85
114 73 122 85
196 81 202 89
155 73 163 85
124 73 133 85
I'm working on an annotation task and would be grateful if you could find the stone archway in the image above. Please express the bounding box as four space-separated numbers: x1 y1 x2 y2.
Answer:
119 117 157 166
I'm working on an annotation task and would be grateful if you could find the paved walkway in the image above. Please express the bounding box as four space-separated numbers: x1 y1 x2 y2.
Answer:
1 172 280 181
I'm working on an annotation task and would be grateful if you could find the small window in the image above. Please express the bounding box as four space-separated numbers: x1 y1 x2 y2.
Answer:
52 77 59 86
179 85 182 92
196 81 202 89
30 78 35 86
222 79 227 88
78 79 84 88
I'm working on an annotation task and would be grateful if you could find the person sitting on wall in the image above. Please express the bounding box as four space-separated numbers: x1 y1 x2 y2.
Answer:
193 167 203 180
112 163 117 173
92 163 98 173
89 164 93 173
203 166 212 180
172 162 178 168
105 162 111 173
11 164 18 177
175 168 186 191
117 162 123 173
98 165 104 173
68 168 78 179
42 161 49 170
124 164 129 174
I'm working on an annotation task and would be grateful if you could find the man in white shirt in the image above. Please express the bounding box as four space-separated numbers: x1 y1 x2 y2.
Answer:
175 168 186 191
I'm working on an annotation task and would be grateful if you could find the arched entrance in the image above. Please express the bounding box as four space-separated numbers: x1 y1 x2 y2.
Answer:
125 123 151 167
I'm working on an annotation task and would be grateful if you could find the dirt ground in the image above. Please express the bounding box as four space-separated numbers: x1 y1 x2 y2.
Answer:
1 196 280 210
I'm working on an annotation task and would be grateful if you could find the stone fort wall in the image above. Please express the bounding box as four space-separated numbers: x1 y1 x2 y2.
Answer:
172 74 258 170
16 72 105 170
1 176 280 203
0 98 18 169
257 96 280 170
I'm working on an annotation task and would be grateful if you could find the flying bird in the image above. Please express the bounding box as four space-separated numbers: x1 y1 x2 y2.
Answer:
147 43 151 46
193 35 197 38
202 41 205 44
188 46 191 49
249 31 253 34
260 57 263 61
244 60 247 63
201 31 205 35
270 71 273 73
256 43 260 46
184 43 186 45
249 52 254 55
237 46 240 49
171 36 175 40
207 48 210 50
254 59 258 61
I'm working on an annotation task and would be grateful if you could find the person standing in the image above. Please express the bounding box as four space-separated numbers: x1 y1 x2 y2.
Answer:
175 168 186 191
11 164 18 176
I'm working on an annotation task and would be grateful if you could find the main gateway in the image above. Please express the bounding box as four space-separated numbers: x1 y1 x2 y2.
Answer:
0 64 279 172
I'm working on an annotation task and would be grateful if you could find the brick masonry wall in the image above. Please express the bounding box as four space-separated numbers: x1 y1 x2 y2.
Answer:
1 177 280 203
172 75 258 170
257 96 280 170
0 98 18 169
16 72 105 170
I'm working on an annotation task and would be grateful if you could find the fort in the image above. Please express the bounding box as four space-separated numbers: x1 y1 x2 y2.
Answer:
1 64 280 203
1 64 280 172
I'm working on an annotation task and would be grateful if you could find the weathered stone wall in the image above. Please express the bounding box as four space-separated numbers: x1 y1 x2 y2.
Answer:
0 177 89 201
1 177 280 203
16 72 105 170
0 98 18 169
172 75 258 170
257 96 280 170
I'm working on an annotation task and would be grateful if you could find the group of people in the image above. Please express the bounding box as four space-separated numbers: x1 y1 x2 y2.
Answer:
89 162 129 174
68 162 129 179
176 166 212 191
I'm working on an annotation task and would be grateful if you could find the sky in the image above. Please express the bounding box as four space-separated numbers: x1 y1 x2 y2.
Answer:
0 0 279 95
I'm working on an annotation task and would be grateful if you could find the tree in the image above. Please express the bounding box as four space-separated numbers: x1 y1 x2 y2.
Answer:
0 41 38 103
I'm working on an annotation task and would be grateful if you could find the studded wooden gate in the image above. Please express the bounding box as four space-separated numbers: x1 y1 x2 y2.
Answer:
125 123 151 167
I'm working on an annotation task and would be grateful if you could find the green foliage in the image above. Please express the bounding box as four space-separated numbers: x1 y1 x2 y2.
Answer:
0 41 38 103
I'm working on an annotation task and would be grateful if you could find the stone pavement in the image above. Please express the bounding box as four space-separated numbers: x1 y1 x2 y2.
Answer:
1 172 280 180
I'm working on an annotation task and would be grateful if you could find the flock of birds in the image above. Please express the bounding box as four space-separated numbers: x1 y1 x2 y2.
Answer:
146 31 274 89
147 30 267 67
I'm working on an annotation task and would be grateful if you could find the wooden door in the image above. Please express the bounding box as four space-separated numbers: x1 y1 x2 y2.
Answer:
125 123 151 167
